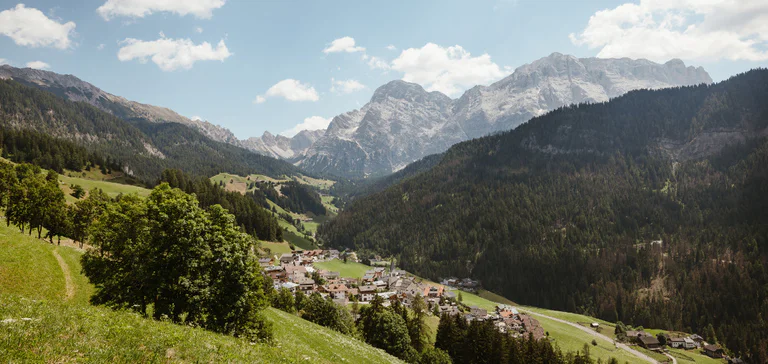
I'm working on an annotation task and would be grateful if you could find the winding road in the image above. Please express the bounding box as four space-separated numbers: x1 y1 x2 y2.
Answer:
524 310 658 363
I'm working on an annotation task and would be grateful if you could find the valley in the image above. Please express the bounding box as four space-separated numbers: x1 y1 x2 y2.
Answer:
0 9 764 361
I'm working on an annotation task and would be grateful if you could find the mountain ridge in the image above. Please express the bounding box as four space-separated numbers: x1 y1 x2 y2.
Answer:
299 53 712 178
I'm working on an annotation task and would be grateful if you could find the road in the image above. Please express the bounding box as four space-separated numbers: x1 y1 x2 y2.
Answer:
664 352 678 364
525 310 658 363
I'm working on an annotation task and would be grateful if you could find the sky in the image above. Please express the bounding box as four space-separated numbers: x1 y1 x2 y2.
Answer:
0 0 766 139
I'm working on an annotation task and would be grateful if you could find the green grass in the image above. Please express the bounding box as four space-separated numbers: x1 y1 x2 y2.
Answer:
0 225 67 302
283 231 317 251
452 289 499 311
521 306 617 330
60 174 150 203
321 195 339 215
313 259 372 279
636 346 671 363
534 315 640 363
260 241 293 256
0 218 400 363
668 348 725 364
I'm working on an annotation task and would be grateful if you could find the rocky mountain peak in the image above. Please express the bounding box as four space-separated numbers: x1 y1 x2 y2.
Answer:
300 54 714 178
370 80 451 105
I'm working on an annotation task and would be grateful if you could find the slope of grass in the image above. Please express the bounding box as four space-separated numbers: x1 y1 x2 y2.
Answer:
0 219 400 363
313 259 371 279
60 174 150 203
533 314 639 363
260 241 293 256
668 348 725 364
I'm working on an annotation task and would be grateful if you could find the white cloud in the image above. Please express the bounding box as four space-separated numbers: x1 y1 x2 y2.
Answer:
363 54 391 70
0 4 76 49
26 60 50 70
190 115 203 121
386 44 397 51
280 116 332 137
117 37 232 71
97 0 226 20
97 43 105 50
0 58 8 65
570 0 768 62
195 26 203 34
255 79 319 103
331 78 366 94
391 43 508 96
322 36 365 54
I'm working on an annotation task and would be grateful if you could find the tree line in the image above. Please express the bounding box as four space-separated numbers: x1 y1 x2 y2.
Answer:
159 169 283 241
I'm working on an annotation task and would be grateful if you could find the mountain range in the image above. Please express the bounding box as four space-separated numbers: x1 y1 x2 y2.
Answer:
299 53 712 178
1 53 712 179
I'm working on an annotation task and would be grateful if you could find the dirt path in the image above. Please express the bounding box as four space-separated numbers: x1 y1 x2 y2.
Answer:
664 352 678 364
525 311 658 363
52 249 75 301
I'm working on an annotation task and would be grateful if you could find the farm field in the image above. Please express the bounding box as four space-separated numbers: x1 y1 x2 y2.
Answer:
313 259 372 279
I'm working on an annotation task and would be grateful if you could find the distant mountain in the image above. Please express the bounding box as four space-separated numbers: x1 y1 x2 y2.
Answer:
299 53 712 178
0 65 243 146
320 69 768 361
243 129 325 161
0 78 301 183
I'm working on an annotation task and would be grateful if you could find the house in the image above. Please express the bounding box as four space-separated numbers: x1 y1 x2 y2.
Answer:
638 336 662 350
324 284 349 300
328 250 340 259
669 338 686 349
281 282 299 293
728 358 745 364
423 285 444 298
470 306 487 318
264 266 286 281
359 285 378 302
626 330 651 339
296 277 315 293
321 271 340 281
690 334 705 345
683 337 696 349
362 273 376 283
373 280 388 289
284 265 307 278
439 305 461 316
258 257 273 267
279 253 295 265
703 344 725 358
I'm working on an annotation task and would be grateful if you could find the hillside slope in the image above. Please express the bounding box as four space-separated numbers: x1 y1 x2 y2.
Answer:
320 70 768 361
0 79 301 183
0 222 401 363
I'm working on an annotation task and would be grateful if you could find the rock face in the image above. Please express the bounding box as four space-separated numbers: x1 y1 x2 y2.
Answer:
242 129 325 161
0 64 241 146
299 53 712 178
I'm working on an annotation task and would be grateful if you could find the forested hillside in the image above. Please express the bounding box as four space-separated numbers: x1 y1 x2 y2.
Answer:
0 80 300 183
320 69 768 361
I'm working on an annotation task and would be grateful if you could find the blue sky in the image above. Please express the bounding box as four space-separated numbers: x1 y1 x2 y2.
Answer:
1 0 766 139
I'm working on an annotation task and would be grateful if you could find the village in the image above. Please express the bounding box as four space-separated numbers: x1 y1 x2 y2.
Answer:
260 249 545 340
616 326 740 362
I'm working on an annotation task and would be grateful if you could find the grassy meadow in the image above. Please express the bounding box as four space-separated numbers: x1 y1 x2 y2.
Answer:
313 259 372 279
0 222 401 363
